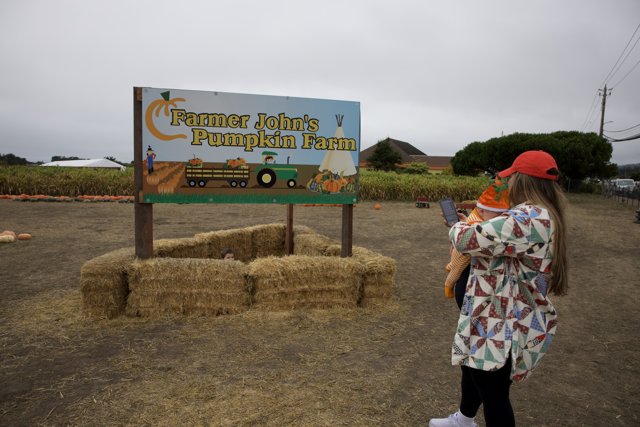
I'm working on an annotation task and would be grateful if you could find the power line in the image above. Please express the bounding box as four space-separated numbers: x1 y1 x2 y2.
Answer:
606 123 640 133
604 132 640 142
580 90 600 132
601 23 640 87
611 55 640 88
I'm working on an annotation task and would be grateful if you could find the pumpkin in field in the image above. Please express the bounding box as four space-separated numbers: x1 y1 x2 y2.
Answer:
374 203 382 210
17 233 32 240
0 230 16 243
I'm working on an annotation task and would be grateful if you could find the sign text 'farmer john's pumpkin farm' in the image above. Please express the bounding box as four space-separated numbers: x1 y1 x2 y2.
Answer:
140 88 360 204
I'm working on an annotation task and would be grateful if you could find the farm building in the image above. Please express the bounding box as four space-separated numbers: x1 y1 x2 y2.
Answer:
359 138 453 172
41 158 126 171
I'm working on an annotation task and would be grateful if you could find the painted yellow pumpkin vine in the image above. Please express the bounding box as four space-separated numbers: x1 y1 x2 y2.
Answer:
145 91 187 141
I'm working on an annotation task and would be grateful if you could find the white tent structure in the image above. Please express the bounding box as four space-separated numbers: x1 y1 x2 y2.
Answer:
41 158 126 171
318 115 357 176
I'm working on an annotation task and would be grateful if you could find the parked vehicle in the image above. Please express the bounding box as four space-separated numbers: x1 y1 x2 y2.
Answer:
613 179 635 189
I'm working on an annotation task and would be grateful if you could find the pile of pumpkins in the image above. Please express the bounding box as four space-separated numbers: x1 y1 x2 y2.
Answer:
0 230 32 243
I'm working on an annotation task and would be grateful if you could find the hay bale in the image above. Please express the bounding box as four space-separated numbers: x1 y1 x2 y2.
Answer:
293 233 338 256
153 237 208 258
353 250 396 306
247 256 364 310
245 223 286 259
325 244 396 305
194 228 253 261
323 245 378 258
126 258 249 317
80 247 135 318
293 224 316 236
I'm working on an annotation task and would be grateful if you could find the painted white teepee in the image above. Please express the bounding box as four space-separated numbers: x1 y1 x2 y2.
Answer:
318 115 357 176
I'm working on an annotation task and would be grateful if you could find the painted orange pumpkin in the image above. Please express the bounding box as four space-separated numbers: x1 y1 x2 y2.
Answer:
323 178 342 193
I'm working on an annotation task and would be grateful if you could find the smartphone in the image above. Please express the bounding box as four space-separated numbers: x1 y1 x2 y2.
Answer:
439 197 460 227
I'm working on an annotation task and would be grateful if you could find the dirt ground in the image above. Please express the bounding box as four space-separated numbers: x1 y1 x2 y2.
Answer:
1 195 638 426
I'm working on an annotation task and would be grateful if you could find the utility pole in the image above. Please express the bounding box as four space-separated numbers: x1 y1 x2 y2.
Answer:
598 85 612 137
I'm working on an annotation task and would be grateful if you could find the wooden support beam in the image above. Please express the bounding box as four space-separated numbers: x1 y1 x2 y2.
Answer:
285 204 294 255
341 204 353 257
133 87 153 258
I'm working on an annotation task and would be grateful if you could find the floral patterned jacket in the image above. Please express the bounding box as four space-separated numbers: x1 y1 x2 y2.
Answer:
448 203 558 382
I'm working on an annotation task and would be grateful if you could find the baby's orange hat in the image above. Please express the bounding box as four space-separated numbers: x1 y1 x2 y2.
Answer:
476 178 510 212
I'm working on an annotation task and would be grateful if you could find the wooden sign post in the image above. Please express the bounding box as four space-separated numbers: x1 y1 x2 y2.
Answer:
134 87 153 258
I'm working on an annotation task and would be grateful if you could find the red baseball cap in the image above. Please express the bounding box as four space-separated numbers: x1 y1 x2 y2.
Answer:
498 150 560 181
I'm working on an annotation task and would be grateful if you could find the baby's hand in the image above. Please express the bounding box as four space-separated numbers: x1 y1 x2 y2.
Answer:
456 210 468 223
445 287 454 299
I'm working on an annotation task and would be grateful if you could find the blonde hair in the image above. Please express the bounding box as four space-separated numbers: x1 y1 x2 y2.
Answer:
508 173 568 295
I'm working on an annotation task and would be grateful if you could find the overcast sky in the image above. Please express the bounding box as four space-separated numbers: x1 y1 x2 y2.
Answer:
1 0 639 165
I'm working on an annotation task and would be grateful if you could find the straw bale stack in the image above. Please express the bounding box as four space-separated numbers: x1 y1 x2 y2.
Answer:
248 255 364 310
80 247 135 318
325 245 397 306
194 228 253 261
292 224 316 236
293 233 338 256
153 237 208 258
245 223 286 259
126 258 250 317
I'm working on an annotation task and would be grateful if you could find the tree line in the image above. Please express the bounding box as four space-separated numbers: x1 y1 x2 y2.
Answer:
450 131 617 181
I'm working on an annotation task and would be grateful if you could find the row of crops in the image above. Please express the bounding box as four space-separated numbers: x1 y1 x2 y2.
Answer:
0 166 489 201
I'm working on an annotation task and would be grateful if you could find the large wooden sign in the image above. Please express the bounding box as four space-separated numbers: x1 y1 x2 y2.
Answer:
138 87 360 204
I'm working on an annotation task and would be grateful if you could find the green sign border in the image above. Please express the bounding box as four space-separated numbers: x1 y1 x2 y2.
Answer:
142 192 358 204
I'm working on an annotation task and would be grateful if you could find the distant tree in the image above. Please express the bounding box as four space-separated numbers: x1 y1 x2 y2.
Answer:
51 155 86 162
451 132 617 181
618 163 640 179
0 153 30 165
367 140 402 171
397 162 429 175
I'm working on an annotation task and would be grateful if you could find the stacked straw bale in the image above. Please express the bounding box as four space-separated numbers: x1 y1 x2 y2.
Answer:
325 245 396 306
194 228 253 261
245 223 286 259
80 247 135 318
248 256 365 310
293 233 338 256
126 258 249 317
80 224 396 318
153 237 208 258
292 224 316 236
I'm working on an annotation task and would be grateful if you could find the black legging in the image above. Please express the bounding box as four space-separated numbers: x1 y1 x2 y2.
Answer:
459 358 515 427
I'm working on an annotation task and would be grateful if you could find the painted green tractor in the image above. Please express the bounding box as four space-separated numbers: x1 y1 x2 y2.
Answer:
254 151 298 188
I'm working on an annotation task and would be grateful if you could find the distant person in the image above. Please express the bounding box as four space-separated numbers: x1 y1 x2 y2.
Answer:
220 248 235 261
444 178 509 309
430 151 568 427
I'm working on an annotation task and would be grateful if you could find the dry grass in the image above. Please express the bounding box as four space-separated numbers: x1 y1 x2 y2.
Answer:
2 196 639 426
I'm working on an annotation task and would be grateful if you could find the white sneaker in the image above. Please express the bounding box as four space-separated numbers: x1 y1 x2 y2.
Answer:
429 411 478 427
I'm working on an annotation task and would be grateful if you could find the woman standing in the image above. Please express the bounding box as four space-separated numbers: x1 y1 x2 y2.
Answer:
430 151 568 427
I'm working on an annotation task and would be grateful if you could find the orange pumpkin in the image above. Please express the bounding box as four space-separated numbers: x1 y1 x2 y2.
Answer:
374 203 382 210
323 178 342 193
